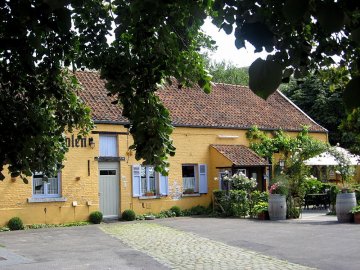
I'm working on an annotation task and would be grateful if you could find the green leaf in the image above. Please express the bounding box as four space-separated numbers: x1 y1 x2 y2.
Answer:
10 171 21 178
282 0 308 23
239 22 274 52
55 7 72 32
316 3 344 33
351 28 360 45
249 58 283 100
235 38 245 49
221 23 233 35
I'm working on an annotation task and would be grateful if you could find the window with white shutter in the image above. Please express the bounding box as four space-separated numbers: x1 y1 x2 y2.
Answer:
132 165 166 196
199 164 208 194
182 164 208 194
99 135 117 157
132 165 141 197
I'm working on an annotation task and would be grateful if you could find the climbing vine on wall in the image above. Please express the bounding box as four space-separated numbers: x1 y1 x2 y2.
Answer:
246 126 327 218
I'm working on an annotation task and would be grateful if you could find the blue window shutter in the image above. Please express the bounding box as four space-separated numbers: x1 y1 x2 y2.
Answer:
159 173 168 195
132 165 141 197
199 164 208 194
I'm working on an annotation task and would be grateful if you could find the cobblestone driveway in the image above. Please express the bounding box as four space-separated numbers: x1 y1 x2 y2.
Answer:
101 223 315 270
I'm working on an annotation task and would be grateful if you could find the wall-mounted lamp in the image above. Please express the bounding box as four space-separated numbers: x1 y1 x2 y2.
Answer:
89 137 95 148
279 160 285 168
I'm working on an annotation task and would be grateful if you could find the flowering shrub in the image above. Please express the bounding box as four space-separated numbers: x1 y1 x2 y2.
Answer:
213 173 266 218
229 190 248 217
224 172 257 192
303 175 323 195
269 182 288 196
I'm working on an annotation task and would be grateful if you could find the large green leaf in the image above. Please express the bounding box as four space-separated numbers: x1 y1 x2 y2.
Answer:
249 58 283 100
239 22 274 53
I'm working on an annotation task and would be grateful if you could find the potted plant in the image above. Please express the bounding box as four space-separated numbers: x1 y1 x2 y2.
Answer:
144 190 155 196
268 181 288 220
254 202 269 220
183 188 195 194
350 205 360 224
329 147 357 222
336 188 357 222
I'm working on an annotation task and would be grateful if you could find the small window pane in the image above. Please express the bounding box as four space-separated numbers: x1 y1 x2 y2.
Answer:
32 172 59 197
48 177 59 194
100 170 117 175
149 167 155 191
141 167 147 194
33 177 44 195
182 165 195 177
182 165 196 190
139 166 157 195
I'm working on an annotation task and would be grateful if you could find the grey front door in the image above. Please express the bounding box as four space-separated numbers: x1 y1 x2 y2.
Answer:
98 162 119 218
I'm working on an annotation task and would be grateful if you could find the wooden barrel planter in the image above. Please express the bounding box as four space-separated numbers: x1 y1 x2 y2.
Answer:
268 194 287 220
336 192 357 223
354 213 360 224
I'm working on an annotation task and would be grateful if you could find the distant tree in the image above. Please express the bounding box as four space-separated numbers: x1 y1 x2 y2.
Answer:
281 75 346 146
205 59 249 86
282 68 360 155
340 108 360 155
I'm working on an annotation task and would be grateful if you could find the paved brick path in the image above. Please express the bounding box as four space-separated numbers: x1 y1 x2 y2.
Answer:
101 223 315 270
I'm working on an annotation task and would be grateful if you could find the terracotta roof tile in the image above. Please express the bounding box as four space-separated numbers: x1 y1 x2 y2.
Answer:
211 145 270 166
75 71 127 123
75 71 327 132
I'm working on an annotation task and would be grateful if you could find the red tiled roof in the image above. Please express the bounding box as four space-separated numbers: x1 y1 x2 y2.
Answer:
211 145 270 166
75 71 127 123
75 71 327 132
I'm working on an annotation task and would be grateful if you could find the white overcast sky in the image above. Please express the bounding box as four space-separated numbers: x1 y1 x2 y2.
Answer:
201 19 269 67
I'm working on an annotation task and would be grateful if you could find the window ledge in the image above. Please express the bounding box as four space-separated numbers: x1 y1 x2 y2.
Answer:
28 197 67 203
182 193 201 197
138 195 161 200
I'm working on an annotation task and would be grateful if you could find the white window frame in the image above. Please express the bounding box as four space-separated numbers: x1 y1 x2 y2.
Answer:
236 169 247 176
182 164 199 193
99 134 118 157
219 168 232 190
140 165 158 195
132 165 168 197
32 172 61 198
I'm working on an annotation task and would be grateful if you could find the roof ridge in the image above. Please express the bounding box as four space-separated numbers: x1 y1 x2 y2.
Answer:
213 82 249 88
75 69 99 73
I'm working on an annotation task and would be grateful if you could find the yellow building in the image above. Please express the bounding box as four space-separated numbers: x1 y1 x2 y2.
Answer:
0 72 328 226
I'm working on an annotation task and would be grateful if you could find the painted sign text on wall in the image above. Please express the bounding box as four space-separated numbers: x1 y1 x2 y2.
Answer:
66 134 92 148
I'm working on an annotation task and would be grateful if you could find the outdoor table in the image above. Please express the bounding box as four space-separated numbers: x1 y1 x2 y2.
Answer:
304 193 329 209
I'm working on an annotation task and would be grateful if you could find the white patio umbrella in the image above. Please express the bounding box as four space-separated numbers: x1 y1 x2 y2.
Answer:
304 146 360 166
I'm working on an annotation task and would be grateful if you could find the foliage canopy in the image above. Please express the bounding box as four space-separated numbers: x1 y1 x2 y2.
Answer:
1 0 359 178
